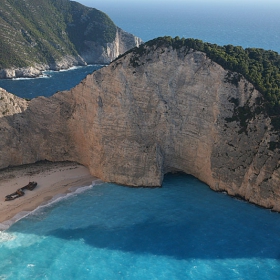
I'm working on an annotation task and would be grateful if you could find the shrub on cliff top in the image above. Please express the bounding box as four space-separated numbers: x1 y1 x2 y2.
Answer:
121 36 280 117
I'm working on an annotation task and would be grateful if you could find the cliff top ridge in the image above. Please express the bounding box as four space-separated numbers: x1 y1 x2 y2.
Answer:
117 36 280 126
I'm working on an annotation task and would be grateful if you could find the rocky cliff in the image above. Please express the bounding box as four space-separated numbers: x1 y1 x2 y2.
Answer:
0 88 28 116
78 27 143 64
0 41 280 210
0 0 142 78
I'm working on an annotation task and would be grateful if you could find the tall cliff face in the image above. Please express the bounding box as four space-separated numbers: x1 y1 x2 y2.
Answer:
77 27 143 64
1 44 279 210
0 0 142 78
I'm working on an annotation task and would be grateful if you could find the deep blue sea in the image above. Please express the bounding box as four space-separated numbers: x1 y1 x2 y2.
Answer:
1 2 280 279
89 1 280 53
0 65 103 99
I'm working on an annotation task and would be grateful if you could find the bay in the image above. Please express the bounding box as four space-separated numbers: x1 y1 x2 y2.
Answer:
0 65 103 99
1 2 280 279
1 174 280 279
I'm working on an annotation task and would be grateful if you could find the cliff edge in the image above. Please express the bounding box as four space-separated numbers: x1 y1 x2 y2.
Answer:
0 39 279 210
0 0 142 78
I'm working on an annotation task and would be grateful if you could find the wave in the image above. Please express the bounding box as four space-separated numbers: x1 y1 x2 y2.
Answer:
0 179 104 232
57 64 105 72
58 66 82 72
11 74 50 81
0 231 16 242
38 179 103 209
10 64 105 80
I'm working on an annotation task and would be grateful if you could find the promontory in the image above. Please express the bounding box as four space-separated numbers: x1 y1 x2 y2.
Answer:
0 37 280 211
0 0 142 78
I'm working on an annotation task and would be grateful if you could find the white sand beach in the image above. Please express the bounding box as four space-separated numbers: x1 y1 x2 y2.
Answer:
0 161 97 229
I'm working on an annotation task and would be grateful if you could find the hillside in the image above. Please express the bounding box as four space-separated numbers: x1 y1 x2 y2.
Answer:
0 0 142 78
0 37 279 210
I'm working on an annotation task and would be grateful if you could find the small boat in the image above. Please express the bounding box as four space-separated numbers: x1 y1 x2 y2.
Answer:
5 182 37 201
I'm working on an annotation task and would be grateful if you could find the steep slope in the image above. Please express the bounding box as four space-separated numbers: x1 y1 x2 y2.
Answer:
0 0 142 78
0 38 279 210
0 88 28 116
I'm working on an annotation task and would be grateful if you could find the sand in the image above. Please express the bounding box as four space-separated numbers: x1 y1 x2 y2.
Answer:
0 161 98 230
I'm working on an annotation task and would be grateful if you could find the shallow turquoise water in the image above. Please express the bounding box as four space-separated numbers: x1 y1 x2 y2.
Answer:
1 174 280 279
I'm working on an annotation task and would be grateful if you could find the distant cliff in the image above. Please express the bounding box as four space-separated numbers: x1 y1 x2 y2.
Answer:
0 0 142 78
0 38 280 211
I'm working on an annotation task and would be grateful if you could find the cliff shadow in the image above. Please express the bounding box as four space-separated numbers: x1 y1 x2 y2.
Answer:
8 173 280 261
45 217 280 261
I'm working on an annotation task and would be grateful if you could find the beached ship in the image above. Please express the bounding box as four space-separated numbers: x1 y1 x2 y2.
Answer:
5 182 37 201
22 181 37 191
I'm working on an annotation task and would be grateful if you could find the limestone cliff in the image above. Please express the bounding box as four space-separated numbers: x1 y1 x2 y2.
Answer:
0 42 279 210
0 27 143 79
0 88 28 116
79 27 143 64
0 0 142 78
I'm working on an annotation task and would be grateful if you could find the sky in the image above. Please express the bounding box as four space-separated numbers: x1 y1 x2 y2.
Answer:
75 0 280 6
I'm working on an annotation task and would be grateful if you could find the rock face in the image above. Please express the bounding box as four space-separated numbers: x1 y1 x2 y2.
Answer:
0 27 142 79
0 28 142 79
0 44 279 210
80 28 143 64
0 0 142 78
0 88 28 116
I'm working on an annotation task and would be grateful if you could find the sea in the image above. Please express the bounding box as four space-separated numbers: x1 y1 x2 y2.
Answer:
1 2 280 279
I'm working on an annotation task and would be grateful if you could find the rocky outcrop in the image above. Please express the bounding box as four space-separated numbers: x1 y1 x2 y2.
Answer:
80 27 143 64
0 0 142 79
0 57 86 79
0 44 279 210
0 28 142 79
0 88 28 116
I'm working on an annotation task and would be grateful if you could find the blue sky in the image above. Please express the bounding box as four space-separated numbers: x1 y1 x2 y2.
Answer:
75 0 280 6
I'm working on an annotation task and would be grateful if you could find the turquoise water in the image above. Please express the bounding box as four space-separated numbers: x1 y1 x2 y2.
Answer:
1 2 280 279
1 174 280 279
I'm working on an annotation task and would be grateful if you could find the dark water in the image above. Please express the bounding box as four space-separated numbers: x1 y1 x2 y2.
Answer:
88 1 280 53
0 65 103 99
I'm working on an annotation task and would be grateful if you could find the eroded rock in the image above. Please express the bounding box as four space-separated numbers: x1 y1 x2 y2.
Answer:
0 45 279 210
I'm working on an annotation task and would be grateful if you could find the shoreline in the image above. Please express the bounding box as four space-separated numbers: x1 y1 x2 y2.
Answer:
0 63 108 80
0 161 99 230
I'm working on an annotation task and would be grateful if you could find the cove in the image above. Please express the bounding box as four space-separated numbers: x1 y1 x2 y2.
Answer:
1 173 280 279
0 65 103 99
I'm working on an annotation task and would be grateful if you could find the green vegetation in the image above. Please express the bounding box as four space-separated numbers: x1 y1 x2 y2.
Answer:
0 0 117 68
121 36 280 127
52 0 116 51
128 36 280 108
